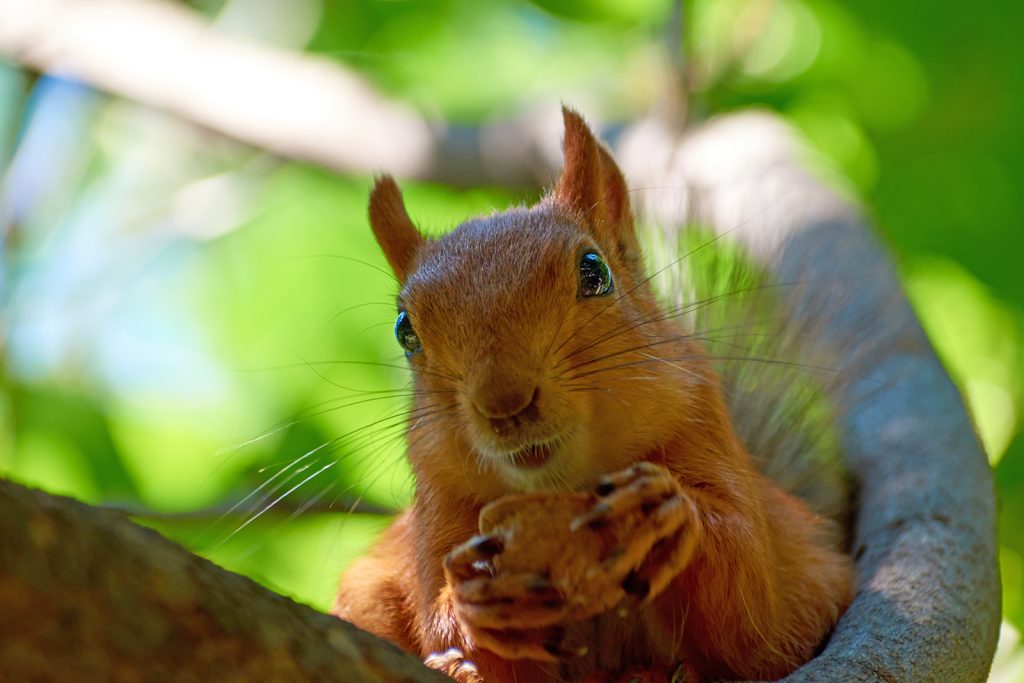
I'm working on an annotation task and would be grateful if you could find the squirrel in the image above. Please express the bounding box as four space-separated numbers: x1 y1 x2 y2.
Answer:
332 108 855 682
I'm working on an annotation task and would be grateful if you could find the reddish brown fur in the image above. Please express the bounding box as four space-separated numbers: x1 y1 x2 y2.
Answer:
368 175 424 281
333 108 854 681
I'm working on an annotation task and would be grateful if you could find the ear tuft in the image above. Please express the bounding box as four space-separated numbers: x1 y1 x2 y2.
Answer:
596 144 630 228
554 107 632 229
368 175 423 282
553 107 637 273
555 107 601 217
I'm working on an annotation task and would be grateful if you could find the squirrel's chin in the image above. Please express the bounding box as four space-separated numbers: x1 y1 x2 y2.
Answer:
474 436 581 493
493 462 566 494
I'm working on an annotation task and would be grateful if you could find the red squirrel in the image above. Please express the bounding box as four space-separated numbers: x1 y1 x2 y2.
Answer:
332 108 854 682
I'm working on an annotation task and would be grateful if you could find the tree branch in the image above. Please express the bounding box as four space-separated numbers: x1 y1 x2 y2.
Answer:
0 478 445 682
620 112 1001 681
0 0 559 188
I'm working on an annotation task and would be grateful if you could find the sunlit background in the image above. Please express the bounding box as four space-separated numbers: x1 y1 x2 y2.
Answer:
1 0 1021 678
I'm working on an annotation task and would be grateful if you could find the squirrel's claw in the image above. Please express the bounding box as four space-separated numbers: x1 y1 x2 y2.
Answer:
575 462 700 610
446 535 568 636
424 648 484 683
624 502 701 605
445 534 504 581
453 573 566 630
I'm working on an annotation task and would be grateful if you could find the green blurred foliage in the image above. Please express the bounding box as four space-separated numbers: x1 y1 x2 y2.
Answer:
1 0 1022 672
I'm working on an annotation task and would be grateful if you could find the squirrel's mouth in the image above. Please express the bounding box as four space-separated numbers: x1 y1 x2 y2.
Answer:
509 441 556 469
478 434 566 472
475 428 583 492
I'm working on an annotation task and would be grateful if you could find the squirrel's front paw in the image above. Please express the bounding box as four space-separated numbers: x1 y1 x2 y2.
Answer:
574 461 701 607
444 536 581 661
443 463 700 661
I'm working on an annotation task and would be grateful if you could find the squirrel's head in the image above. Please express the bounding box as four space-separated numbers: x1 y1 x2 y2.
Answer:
368 108 709 497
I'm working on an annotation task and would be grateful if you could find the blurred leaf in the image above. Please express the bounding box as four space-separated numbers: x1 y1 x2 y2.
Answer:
144 512 392 612
4 385 137 502
527 0 667 24
904 257 1021 464
0 60 27 165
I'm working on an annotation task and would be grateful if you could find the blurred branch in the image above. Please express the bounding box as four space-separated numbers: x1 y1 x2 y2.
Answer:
0 478 445 682
656 0 689 130
0 0 558 188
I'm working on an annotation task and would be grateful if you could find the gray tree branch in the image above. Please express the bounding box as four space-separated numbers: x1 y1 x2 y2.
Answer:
621 112 1001 681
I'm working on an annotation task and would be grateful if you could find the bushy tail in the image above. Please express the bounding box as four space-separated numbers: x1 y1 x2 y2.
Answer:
643 225 855 525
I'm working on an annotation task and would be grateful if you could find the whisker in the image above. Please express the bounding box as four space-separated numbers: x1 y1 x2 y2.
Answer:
637 351 707 383
216 388 451 458
217 460 338 549
323 301 396 335
287 253 399 286
235 358 460 384
573 352 865 384
549 230 738 359
216 400 449 525
560 279 815 368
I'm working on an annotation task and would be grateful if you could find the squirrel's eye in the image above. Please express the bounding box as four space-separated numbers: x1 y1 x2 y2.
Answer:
395 311 422 355
579 251 614 297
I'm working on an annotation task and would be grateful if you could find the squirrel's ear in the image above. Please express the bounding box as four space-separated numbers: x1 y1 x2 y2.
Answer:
553 107 639 274
369 175 424 282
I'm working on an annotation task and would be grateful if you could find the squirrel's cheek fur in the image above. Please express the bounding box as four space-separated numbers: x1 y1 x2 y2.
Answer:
402 273 705 496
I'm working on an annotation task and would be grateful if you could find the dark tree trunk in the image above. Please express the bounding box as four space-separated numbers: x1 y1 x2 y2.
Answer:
0 479 446 682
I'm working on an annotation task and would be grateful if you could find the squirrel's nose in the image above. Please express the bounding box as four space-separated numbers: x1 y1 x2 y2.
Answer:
472 386 541 435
